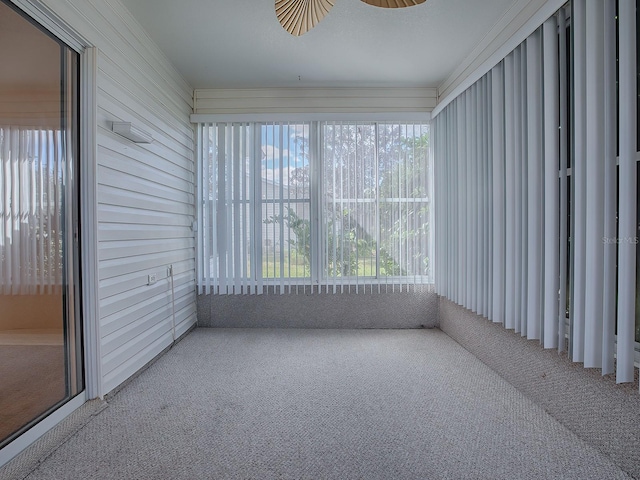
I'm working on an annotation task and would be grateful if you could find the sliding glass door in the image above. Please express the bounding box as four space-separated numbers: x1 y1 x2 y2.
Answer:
0 0 83 447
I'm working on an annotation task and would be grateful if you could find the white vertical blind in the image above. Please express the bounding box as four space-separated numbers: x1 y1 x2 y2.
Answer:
571 0 587 363
558 7 569 352
617 0 637 385
198 122 314 294
584 0 605 368
309 122 321 294
504 53 516 331
476 81 483 315
513 45 524 335
482 76 491 319
602 0 617 375
457 97 465 304
484 75 493 322
252 125 263 295
519 43 529 337
320 122 430 291
526 29 543 341
196 124 206 293
434 115 442 296
492 62 505 326
198 121 431 295
0 126 64 294
470 84 478 313
543 16 560 349
433 2 638 387
465 90 473 309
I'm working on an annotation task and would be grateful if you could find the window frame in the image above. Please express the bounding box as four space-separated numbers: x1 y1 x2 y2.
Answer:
196 120 433 293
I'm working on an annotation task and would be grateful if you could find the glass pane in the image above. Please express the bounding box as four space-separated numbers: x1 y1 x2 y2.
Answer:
321 122 430 281
322 123 377 278
377 124 430 278
0 0 81 447
261 123 311 280
262 202 311 279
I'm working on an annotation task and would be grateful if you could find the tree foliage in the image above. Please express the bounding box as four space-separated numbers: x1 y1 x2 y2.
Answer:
268 123 430 278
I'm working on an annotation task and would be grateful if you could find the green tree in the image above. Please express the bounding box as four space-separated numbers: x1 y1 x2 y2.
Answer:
265 123 430 280
377 130 430 277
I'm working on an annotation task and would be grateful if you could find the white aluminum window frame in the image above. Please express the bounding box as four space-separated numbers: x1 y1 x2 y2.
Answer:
196 119 433 292
319 121 431 291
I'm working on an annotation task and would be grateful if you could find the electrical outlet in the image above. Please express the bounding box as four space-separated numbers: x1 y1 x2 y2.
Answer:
147 274 157 285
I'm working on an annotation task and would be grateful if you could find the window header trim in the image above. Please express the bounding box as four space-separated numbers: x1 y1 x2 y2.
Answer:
191 112 431 124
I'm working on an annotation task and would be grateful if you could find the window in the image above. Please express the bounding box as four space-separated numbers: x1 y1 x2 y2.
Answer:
197 121 431 294
321 123 431 291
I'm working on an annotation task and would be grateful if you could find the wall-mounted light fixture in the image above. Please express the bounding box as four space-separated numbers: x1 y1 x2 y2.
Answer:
111 121 153 144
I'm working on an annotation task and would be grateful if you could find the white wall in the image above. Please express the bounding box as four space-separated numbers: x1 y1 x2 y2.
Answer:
434 0 566 116
37 0 197 395
193 87 436 117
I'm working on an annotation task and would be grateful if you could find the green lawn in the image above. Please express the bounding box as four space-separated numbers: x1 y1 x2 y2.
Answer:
261 253 388 279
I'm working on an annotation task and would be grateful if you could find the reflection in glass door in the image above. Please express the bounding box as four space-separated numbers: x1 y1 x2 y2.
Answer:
0 0 83 447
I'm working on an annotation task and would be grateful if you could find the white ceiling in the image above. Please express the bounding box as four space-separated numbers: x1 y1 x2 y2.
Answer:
120 0 520 90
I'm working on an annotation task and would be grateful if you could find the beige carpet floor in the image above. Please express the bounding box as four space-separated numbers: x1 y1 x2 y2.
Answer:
1 328 634 479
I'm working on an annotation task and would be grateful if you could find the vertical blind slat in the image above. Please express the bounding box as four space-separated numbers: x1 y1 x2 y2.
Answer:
461 94 467 305
233 124 241 295
465 90 473 309
513 46 523 335
558 9 568 352
492 63 505 325
504 53 516 331
584 0 605 368
210 124 217 294
617 0 637 384
602 0 617 375
432 2 638 386
527 30 543 341
571 0 587 362
197 124 204 294
485 75 493 321
519 43 529 337
543 16 560 349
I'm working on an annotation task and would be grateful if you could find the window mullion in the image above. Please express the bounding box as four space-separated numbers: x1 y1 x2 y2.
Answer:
253 123 263 294
374 122 381 288
355 123 359 294
279 123 285 294
310 121 320 291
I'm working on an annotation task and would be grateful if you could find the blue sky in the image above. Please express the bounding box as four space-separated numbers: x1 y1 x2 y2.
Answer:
261 124 309 170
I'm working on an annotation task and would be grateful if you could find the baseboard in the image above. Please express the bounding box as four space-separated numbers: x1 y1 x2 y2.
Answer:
197 285 438 329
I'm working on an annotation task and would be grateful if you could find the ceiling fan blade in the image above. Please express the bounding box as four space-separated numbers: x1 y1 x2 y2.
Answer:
360 0 426 7
275 0 335 36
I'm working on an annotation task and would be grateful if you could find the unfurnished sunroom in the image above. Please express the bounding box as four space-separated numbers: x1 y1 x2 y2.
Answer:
0 0 639 477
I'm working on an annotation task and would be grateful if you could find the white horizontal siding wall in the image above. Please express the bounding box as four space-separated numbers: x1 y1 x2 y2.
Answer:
193 88 437 116
41 0 196 396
